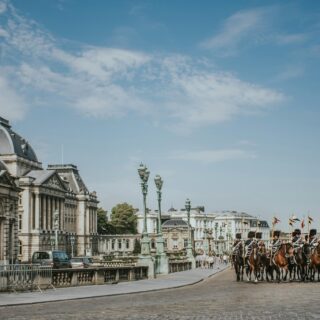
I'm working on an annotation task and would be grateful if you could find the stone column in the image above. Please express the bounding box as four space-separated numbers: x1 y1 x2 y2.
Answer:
34 193 40 231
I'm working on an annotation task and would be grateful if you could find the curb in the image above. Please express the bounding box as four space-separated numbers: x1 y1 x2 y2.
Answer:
0 266 230 307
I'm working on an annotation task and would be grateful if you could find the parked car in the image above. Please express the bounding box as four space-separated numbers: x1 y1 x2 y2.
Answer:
32 250 72 269
70 256 93 268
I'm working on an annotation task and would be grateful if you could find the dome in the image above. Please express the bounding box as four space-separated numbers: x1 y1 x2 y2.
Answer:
162 219 188 228
0 117 38 162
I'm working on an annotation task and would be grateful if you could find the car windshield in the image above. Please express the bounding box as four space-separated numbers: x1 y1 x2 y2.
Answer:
33 252 50 260
53 252 69 260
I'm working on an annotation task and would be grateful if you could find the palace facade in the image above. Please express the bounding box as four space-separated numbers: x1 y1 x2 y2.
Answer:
0 117 98 262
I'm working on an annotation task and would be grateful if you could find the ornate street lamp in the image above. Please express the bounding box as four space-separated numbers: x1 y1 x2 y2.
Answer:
154 175 169 274
154 175 163 235
185 198 194 259
138 163 151 255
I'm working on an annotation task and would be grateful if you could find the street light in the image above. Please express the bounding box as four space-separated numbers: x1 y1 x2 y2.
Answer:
138 163 151 255
154 175 163 235
185 198 193 258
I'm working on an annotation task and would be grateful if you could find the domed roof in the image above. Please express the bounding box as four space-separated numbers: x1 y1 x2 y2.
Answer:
0 117 38 162
162 219 188 228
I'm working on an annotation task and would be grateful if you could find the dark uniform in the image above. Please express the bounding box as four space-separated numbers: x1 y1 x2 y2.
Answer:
271 230 281 254
292 229 302 252
309 229 318 249
245 231 256 264
232 233 242 255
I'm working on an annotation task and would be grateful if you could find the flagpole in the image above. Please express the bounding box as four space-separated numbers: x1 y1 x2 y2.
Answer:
307 211 310 241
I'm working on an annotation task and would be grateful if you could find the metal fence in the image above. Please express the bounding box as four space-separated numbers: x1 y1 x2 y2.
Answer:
0 264 53 293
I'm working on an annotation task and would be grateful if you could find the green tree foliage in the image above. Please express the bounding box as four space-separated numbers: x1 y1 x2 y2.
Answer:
110 203 137 234
97 207 116 234
133 239 141 254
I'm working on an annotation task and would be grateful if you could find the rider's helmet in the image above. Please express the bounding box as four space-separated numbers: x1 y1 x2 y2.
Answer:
274 230 281 238
309 229 317 238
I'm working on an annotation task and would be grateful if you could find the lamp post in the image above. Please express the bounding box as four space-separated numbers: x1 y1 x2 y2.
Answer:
154 174 168 274
137 163 151 256
70 235 75 258
53 210 59 251
185 199 195 266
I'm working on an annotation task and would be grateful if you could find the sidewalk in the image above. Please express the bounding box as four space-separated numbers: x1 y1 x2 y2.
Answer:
0 264 229 307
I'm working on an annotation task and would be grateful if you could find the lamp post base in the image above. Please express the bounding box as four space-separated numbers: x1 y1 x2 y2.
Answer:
138 255 155 279
155 236 168 274
140 233 151 256
186 243 196 269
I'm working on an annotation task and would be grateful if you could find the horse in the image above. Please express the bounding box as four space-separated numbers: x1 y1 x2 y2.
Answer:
310 243 320 282
257 241 272 281
294 243 311 281
273 242 292 282
231 242 244 282
246 241 261 283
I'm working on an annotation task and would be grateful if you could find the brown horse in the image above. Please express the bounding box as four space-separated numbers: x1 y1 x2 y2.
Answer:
232 242 244 281
310 243 320 281
273 243 292 282
246 242 260 283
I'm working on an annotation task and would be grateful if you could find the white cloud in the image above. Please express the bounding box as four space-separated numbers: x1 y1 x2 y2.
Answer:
169 149 256 164
274 65 304 81
200 8 268 54
274 33 308 45
0 1 7 14
0 74 27 120
0 3 285 130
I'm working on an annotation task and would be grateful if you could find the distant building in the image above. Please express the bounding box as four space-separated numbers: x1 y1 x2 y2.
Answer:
0 117 98 262
136 207 270 255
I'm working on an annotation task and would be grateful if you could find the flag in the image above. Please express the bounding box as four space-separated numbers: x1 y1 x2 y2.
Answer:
243 221 248 225
272 217 280 225
291 215 300 222
308 216 313 224
289 219 294 226
301 219 305 229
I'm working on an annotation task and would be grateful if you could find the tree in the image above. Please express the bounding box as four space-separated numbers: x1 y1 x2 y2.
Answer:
97 207 116 234
133 239 141 254
110 203 137 234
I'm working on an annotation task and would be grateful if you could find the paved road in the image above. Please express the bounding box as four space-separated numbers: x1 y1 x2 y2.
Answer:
1 269 320 320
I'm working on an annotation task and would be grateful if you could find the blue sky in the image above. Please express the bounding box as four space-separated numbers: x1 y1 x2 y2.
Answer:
0 0 320 231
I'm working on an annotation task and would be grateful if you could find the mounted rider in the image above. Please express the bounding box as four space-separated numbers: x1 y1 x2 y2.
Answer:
271 230 281 254
292 229 303 253
244 231 256 264
309 229 318 249
255 232 263 247
232 233 242 255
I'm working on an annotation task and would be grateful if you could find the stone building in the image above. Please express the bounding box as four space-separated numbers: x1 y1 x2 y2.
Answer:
0 117 98 262
162 219 190 253
0 160 20 264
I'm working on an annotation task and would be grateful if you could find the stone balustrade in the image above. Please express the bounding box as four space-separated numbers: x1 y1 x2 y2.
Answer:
52 266 148 288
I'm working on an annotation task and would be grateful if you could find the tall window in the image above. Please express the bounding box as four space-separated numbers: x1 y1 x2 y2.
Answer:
19 240 23 256
184 239 188 248
19 214 22 230
126 239 130 249
111 239 115 250
118 239 122 250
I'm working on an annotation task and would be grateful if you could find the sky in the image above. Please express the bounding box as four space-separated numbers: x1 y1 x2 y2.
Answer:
0 0 319 231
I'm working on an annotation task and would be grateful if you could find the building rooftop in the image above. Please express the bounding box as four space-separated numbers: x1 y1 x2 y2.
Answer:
162 219 188 228
0 117 39 163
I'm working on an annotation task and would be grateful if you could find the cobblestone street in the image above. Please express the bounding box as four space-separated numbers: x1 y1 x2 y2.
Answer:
1 269 320 320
